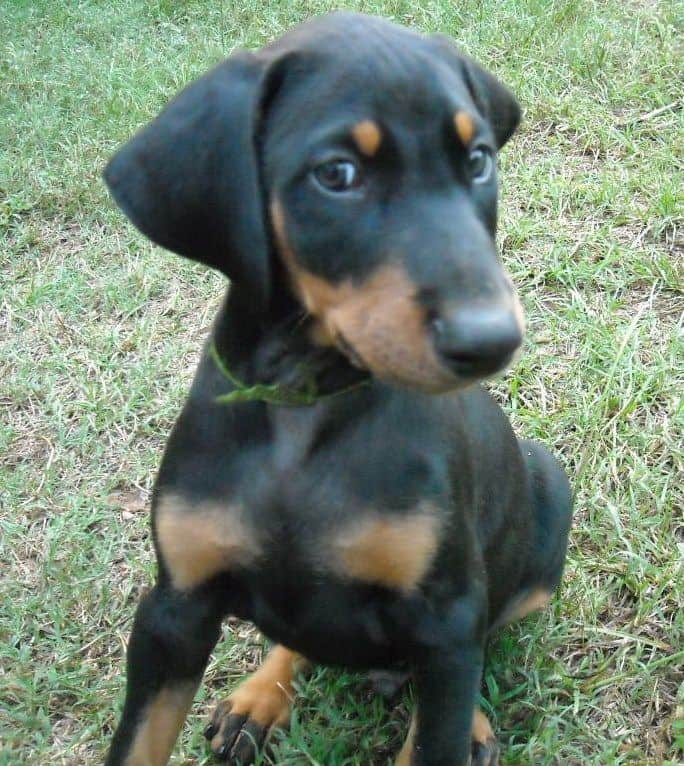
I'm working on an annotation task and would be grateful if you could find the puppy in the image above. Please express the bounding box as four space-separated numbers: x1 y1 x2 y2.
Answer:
103 12 572 766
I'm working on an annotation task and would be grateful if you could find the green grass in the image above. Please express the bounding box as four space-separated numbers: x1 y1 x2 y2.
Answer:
1 0 682 764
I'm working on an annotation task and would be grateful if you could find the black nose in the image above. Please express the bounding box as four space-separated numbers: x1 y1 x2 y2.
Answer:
432 305 522 377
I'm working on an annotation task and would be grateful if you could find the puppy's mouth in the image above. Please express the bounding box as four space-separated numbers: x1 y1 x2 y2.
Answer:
335 333 367 370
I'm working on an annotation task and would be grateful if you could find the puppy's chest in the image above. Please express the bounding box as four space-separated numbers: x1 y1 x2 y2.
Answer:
155 477 444 596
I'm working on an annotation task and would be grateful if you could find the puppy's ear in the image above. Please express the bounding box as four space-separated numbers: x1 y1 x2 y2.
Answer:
459 54 521 148
430 35 521 149
104 52 279 309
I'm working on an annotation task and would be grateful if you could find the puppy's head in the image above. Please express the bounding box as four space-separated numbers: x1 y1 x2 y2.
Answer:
105 13 523 392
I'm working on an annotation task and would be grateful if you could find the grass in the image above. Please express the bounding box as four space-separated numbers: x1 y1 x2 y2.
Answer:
0 0 682 764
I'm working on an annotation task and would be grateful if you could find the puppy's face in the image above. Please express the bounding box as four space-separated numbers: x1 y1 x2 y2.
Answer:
105 13 523 393
263 18 524 391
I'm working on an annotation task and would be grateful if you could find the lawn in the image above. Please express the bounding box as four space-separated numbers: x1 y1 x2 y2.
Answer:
0 1 682 764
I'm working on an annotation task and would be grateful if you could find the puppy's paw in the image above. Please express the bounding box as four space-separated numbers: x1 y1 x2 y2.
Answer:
470 709 500 766
204 678 291 764
470 738 500 766
205 646 305 764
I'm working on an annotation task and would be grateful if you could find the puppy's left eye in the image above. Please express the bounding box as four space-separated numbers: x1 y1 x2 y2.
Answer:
467 147 494 184
313 159 362 193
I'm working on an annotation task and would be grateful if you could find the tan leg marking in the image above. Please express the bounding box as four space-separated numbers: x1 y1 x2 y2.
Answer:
209 646 309 751
472 708 495 745
156 494 260 591
471 708 500 765
501 588 552 625
394 713 417 766
351 119 382 157
454 110 475 145
394 708 497 766
332 509 440 593
124 682 197 766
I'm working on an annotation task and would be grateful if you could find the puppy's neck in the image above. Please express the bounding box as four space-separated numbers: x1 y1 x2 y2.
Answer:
211 285 369 403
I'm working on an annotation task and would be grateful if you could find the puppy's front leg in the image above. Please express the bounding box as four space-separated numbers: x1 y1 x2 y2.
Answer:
396 597 487 766
414 644 484 765
396 706 499 766
105 584 223 766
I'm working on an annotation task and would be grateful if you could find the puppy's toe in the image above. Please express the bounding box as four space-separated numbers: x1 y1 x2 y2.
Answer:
205 684 290 764
470 737 500 766
470 709 500 766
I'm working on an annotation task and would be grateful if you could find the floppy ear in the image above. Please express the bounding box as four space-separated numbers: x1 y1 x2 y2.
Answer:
104 53 275 309
430 35 521 149
459 54 521 148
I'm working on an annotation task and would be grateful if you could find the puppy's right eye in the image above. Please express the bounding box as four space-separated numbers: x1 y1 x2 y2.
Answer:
467 146 494 184
312 159 362 193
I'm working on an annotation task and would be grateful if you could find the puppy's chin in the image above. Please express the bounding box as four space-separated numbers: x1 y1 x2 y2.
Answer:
367 357 517 394
334 333 368 371
347 359 466 393
376 372 474 394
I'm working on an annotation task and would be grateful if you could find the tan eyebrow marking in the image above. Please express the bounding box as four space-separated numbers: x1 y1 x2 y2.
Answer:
453 110 475 145
351 120 382 157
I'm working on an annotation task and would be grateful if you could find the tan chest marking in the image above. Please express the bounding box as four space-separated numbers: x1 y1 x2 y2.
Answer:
332 511 440 593
156 494 260 591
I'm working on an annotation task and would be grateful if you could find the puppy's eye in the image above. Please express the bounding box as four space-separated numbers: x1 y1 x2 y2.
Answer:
313 159 362 192
467 147 494 184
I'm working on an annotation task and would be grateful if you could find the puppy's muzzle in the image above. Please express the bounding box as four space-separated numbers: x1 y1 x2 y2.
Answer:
431 304 523 378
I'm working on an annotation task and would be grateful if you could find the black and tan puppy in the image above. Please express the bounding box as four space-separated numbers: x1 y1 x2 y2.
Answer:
102 12 572 766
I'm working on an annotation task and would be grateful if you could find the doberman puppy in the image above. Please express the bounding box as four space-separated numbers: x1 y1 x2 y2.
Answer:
102 12 572 766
